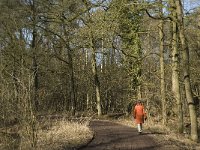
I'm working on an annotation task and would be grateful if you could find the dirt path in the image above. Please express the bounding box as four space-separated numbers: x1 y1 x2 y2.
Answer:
79 120 160 150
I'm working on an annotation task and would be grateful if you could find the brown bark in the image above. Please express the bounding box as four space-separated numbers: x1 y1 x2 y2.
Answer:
159 0 167 125
170 0 183 133
91 40 102 116
31 0 39 111
68 48 76 116
175 0 198 141
83 0 102 116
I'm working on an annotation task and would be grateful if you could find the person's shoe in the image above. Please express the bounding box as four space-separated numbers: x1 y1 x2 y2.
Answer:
138 131 142 135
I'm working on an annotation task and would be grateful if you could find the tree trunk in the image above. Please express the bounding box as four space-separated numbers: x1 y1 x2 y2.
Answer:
31 0 39 112
175 0 198 141
61 2 77 115
83 0 102 116
85 48 91 111
68 48 76 116
136 33 142 100
170 0 183 133
101 38 105 73
91 44 102 116
159 0 167 125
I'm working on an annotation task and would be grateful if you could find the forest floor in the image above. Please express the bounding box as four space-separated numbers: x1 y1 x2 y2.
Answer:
78 119 200 150
1 115 200 150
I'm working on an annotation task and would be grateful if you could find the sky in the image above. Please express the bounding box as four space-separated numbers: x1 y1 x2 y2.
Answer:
183 0 200 12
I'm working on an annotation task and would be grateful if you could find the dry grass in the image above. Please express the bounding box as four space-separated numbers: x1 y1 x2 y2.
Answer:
36 120 93 150
0 118 93 150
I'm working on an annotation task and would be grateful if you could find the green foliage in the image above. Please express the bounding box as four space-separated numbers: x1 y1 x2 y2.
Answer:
116 0 143 88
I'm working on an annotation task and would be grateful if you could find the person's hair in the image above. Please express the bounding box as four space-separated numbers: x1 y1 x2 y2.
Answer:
137 100 142 103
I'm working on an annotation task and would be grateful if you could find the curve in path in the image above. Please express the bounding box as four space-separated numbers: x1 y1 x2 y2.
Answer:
79 120 160 150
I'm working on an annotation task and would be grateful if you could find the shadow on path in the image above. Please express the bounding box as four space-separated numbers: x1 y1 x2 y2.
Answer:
79 120 160 150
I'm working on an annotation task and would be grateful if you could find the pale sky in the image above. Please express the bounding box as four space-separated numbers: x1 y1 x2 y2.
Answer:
184 0 200 12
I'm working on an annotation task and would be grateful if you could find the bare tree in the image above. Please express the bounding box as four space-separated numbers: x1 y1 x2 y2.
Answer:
82 0 102 116
170 0 183 133
175 0 198 141
159 0 167 125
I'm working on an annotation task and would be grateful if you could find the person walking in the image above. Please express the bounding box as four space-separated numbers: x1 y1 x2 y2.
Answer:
133 100 146 134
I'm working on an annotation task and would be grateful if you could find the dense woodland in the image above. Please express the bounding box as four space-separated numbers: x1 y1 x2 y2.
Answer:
0 0 200 148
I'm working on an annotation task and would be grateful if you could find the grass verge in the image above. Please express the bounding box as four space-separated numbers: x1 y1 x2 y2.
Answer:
36 119 93 150
0 118 93 150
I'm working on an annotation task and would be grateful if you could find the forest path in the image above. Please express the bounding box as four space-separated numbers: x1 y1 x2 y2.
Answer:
79 120 160 150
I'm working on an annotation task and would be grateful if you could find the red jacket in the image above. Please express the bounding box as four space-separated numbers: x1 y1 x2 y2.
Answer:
133 104 146 124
